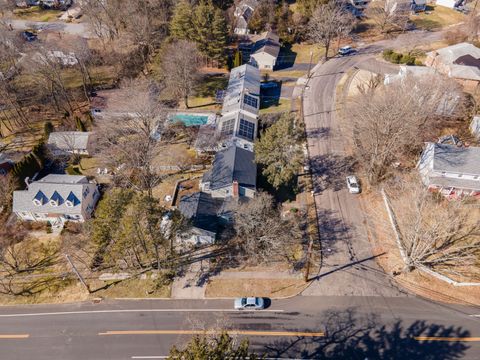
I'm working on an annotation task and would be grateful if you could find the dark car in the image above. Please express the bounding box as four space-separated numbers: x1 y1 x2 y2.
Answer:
21 31 37 42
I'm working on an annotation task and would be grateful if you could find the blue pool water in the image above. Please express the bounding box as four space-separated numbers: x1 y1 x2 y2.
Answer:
170 113 209 126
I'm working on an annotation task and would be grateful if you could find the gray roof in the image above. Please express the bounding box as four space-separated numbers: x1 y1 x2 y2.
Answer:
221 64 261 115
430 143 480 176
428 176 480 191
48 131 92 151
178 192 223 234
203 144 256 190
428 42 480 81
13 174 93 215
252 31 280 58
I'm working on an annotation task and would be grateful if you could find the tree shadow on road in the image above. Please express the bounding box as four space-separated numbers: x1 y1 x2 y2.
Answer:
261 308 471 359
310 154 356 193
316 208 353 260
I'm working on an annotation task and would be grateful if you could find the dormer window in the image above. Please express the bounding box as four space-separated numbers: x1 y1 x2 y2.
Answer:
66 191 80 207
49 191 63 206
33 190 48 206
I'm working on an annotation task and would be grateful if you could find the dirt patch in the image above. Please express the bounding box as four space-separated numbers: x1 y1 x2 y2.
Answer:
205 278 307 298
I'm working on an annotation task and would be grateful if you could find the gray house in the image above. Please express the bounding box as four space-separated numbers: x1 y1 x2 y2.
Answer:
13 174 100 227
234 0 259 35
418 142 480 199
47 131 94 156
178 192 226 245
200 144 256 199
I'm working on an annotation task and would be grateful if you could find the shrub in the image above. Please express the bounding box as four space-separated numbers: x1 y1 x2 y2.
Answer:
400 54 416 65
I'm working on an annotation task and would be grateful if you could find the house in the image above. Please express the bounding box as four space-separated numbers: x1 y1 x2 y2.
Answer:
418 142 480 199
217 64 260 144
384 65 435 85
47 131 94 156
13 174 100 226
177 192 227 245
426 42 480 90
471 115 480 139
435 0 466 9
200 144 256 199
234 0 259 35
249 31 281 70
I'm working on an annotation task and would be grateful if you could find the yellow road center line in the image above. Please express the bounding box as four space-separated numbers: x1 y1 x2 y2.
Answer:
99 330 324 337
414 337 480 342
0 334 30 339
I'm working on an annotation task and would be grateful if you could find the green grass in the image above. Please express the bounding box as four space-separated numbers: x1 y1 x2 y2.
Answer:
411 5 465 31
13 6 62 22
259 98 292 114
290 44 324 64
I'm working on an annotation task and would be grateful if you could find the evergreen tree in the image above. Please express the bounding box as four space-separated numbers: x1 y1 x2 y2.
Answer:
233 50 242 68
255 113 304 189
192 0 216 57
209 7 228 65
44 121 54 138
169 0 194 40
75 117 87 132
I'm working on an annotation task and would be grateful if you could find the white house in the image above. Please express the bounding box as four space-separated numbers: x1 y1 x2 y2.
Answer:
47 131 94 156
418 142 480 199
471 115 480 139
249 31 280 70
435 0 465 9
13 174 100 226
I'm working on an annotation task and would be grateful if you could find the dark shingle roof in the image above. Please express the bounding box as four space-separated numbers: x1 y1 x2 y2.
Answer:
252 31 280 58
431 143 480 176
204 145 256 190
178 192 223 234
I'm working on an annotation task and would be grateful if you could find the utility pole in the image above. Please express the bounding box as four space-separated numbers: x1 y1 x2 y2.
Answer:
307 50 314 78
65 254 91 293
304 236 314 282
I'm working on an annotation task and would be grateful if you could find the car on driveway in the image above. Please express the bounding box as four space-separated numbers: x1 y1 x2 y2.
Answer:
21 30 38 42
338 46 356 56
346 175 361 194
234 297 264 310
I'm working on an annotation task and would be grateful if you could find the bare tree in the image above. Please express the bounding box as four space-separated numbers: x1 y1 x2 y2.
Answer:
346 73 464 185
308 1 355 61
96 79 167 198
233 192 302 264
161 40 201 108
386 181 480 277
366 0 410 34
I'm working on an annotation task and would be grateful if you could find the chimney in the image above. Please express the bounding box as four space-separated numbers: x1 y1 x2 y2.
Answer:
232 180 239 198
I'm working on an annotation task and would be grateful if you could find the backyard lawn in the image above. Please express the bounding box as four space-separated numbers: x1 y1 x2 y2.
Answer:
411 5 465 31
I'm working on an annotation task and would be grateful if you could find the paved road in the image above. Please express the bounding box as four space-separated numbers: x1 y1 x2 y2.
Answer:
302 53 403 297
0 296 479 359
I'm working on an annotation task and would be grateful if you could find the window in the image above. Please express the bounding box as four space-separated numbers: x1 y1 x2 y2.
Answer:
83 187 90 199
221 118 235 135
243 94 258 108
238 119 255 140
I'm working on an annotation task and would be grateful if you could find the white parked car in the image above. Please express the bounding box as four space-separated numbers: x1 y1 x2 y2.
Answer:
338 46 356 56
346 175 361 194
234 297 265 310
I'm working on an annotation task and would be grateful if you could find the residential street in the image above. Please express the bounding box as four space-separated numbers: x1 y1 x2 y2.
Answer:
0 296 479 359
301 54 402 297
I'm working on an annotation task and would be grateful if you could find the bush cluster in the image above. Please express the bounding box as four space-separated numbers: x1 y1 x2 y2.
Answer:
382 49 417 65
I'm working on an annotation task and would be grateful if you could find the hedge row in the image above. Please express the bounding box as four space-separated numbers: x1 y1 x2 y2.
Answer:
382 49 419 66
12 142 46 189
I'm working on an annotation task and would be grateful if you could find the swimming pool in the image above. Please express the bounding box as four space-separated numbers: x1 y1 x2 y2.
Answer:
169 113 212 127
